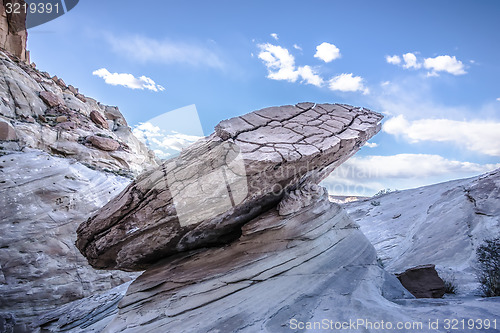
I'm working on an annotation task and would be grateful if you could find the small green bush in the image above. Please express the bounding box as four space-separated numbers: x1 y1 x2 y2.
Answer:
476 237 500 297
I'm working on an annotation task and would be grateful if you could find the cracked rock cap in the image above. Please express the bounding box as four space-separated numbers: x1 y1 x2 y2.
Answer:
76 103 383 271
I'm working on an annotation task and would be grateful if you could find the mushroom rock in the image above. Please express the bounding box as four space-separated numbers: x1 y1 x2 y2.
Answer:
76 103 383 271
102 190 413 332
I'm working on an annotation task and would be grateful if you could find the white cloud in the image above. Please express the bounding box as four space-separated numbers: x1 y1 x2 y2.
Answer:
385 55 401 65
387 52 467 76
270 33 279 40
402 52 421 69
426 71 440 77
297 65 323 87
257 43 367 94
151 131 202 152
257 43 323 87
105 34 224 69
423 55 466 75
258 43 299 82
328 73 369 94
364 142 378 148
93 68 165 92
383 115 500 156
293 44 302 51
133 122 202 159
132 122 162 141
314 42 341 63
497 97 500 102
323 154 500 196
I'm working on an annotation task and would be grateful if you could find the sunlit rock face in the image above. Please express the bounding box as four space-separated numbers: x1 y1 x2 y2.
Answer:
0 49 157 177
76 103 383 271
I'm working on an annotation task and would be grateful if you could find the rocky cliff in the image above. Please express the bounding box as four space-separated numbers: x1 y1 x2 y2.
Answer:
0 4 157 331
0 0 29 63
0 49 157 176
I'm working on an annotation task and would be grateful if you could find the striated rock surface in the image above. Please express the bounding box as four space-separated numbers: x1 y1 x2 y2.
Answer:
35 281 132 333
0 50 157 176
0 0 29 62
344 168 500 295
55 192 416 332
76 103 383 271
0 151 140 331
40 190 500 332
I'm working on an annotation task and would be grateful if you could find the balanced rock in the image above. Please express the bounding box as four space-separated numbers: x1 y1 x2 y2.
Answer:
90 110 109 129
76 103 383 271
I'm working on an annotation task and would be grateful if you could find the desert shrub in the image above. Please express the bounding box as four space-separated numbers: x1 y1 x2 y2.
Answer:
476 237 500 297
374 188 396 197
443 275 457 294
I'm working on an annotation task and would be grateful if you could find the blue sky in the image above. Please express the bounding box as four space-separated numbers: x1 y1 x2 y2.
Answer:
27 0 500 195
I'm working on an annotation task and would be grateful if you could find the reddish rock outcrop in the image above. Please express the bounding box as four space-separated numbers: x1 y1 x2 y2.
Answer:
90 110 110 129
396 264 446 298
39 91 65 108
88 135 120 152
0 118 16 140
0 0 29 62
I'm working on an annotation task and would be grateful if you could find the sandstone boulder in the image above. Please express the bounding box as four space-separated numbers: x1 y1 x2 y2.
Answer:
396 264 446 298
39 91 65 108
0 119 16 140
88 135 120 151
56 115 68 123
76 103 383 271
90 110 109 129
67 85 78 95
